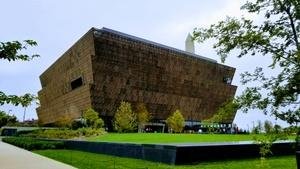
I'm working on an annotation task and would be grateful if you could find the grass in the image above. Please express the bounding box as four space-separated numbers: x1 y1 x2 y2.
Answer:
34 149 297 169
87 133 295 144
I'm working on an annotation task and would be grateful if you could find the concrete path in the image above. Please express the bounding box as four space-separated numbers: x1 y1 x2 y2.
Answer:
0 140 76 169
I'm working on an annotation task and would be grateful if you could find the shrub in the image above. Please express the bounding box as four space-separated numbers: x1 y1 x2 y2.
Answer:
83 108 104 129
93 119 104 129
55 115 73 128
252 123 288 158
71 119 87 130
2 137 65 150
77 128 104 137
18 128 106 139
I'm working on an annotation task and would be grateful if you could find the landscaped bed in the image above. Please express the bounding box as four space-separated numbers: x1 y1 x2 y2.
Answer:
34 149 296 169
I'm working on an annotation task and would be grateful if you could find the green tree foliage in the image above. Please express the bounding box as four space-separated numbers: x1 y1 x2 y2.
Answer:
252 120 264 134
264 120 273 134
0 111 17 127
0 92 37 108
205 100 238 123
202 100 238 133
83 108 104 129
274 124 282 134
0 40 39 114
166 109 185 133
94 119 104 129
193 0 300 125
0 40 39 61
136 103 150 132
114 101 137 132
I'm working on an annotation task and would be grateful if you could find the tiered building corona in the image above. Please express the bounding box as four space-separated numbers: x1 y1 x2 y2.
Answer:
37 27 237 129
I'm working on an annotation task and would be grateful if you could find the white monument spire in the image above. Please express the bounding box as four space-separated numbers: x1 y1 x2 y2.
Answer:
185 33 195 53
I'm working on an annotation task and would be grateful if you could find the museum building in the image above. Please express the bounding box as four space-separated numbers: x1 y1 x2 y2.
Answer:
37 27 237 130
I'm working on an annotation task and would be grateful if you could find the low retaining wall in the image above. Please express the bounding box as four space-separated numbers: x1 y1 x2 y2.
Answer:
63 140 177 164
141 144 177 164
175 141 295 164
59 140 296 165
64 140 143 159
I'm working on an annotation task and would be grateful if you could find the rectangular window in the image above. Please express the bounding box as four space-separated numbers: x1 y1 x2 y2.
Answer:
71 77 83 90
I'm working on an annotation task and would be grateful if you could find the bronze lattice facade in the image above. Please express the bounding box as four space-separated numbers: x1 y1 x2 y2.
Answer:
37 27 237 126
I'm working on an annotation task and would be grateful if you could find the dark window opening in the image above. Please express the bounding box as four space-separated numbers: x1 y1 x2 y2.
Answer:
71 77 83 90
223 77 232 84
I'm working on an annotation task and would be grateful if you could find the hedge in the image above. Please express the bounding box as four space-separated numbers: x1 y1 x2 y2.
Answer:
18 128 106 139
2 137 65 150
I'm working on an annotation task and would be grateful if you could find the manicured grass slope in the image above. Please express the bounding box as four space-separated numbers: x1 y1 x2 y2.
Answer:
88 133 258 144
34 149 296 169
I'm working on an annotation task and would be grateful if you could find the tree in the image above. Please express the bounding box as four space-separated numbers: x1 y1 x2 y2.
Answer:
0 40 39 61
264 120 273 134
193 0 300 125
0 92 37 111
202 100 238 133
0 111 17 127
0 40 39 113
22 96 33 122
274 124 282 134
254 120 264 134
114 101 137 132
204 100 238 123
136 103 150 132
83 108 104 129
166 109 185 133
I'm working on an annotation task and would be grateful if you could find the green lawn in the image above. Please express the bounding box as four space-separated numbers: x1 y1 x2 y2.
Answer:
34 149 296 169
87 133 290 144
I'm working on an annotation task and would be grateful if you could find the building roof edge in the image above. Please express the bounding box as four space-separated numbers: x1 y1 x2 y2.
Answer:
95 27 217 63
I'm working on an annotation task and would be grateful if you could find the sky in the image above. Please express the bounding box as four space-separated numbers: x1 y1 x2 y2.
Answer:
0 0 290 130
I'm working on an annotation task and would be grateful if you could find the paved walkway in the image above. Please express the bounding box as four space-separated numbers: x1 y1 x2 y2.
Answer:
0 140 76 169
